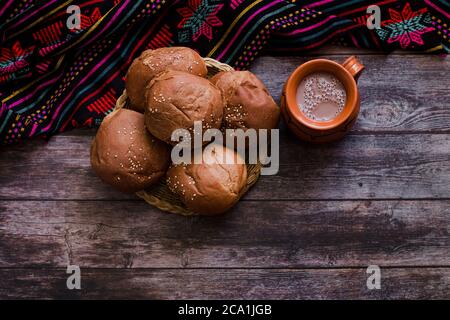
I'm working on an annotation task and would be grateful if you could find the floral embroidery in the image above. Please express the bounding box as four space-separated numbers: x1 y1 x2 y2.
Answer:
376 2 435 49
177 0 224 42
0 41 35 74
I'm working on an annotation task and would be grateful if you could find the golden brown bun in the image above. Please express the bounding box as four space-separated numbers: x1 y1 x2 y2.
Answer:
125 47 207 112
145 70 224 145
166 144 247 215
90 109 170 193
210 70 280 130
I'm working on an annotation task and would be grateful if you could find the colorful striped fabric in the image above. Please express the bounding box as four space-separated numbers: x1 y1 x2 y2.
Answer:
0 0 448 145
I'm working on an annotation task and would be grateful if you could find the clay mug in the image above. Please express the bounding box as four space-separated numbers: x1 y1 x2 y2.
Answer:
281 56 364 143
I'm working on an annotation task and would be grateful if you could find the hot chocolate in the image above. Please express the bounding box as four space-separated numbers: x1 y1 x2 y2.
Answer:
296 72 346 122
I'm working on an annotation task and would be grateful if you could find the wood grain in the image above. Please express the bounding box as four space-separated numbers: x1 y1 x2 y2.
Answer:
0 53 449 299
1 133 450 200
252 55 450 132
0 268 448 299
1 200 448 268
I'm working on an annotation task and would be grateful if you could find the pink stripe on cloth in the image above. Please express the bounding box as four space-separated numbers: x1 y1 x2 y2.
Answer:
8 0 58 30
40 1 131 132
58 11 164 131
270 24 359 51
216 0 283 60
306 0 334 9
336 0 396 17
72 0 130 50
0 0 14 17
277 15 336 36
8 77 59 109
29 122 39 137
41 39 125 132
425 0 450 19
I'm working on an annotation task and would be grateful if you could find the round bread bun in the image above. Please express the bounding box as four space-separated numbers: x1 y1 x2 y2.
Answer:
145 70 224 145
210 70 280 130
166 144 247 215
126 47 207 112
91 108 170 193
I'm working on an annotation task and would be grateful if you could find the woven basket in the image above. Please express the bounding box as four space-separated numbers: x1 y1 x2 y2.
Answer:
113 57 262 216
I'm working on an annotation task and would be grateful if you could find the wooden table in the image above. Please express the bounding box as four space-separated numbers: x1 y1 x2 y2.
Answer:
0 47 449 299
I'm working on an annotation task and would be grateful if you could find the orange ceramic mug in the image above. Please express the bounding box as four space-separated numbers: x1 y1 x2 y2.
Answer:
281 56 364 143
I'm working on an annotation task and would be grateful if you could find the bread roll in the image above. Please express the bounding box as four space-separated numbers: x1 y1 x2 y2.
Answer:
210 70 280 130
90 109 170 193
126 47 207 112
145 70 223 145
166 144 247 215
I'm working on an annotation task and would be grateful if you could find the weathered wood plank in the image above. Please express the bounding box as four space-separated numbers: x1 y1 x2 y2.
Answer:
0 268 448 299
0 53 447 299
252 55 450 133
58 54 450 138
1 133 450 200
1 200 448 268
269 133 450 200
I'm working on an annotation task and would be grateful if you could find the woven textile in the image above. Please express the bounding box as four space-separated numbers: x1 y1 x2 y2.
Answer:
0 0 448 145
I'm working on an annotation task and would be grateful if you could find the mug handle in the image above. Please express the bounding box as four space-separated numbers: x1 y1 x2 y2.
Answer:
342 56 365 82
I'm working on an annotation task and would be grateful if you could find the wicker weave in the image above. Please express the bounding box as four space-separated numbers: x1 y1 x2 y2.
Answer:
113 58 262 216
